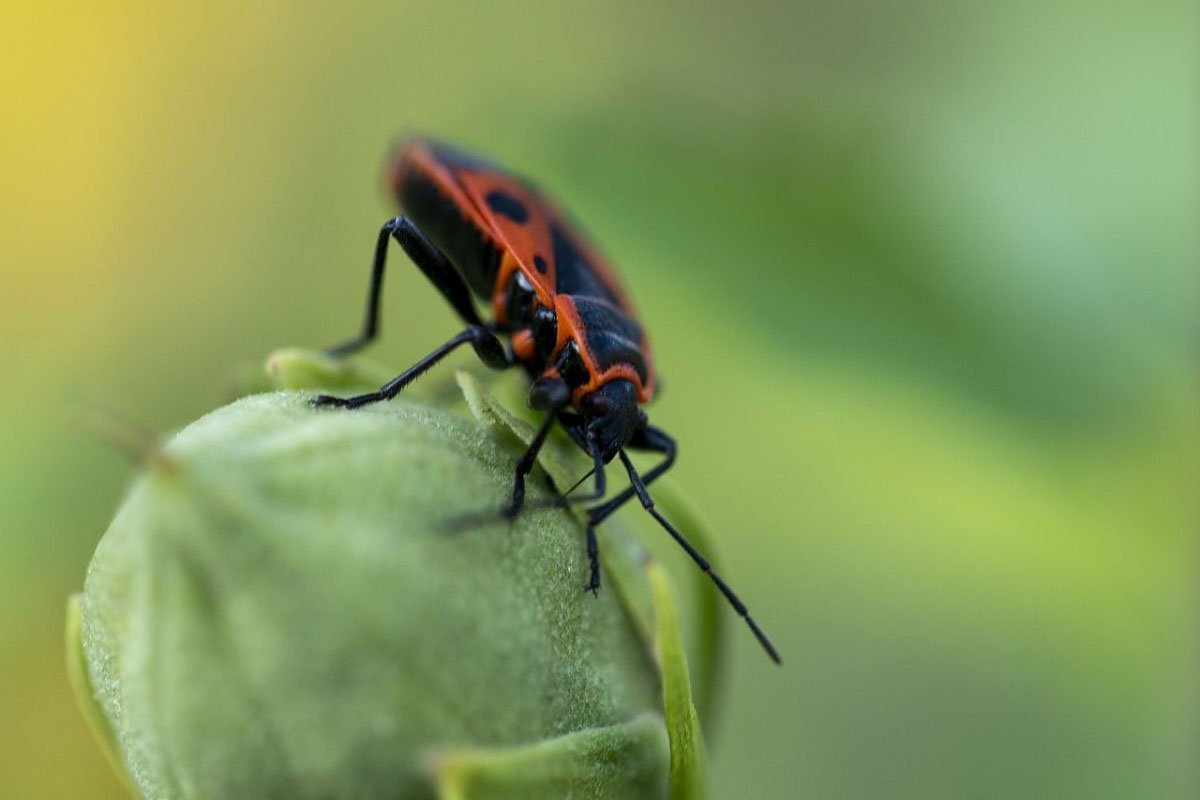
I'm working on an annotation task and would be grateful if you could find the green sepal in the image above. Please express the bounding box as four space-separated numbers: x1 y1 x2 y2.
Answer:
66 593 137 796
641 483 726 729
265 346 395 391
454 369 584 489
648 562 709 800
428 713 669 800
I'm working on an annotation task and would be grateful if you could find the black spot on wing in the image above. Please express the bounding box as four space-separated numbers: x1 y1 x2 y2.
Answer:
485 190 530 223
533 254 548 274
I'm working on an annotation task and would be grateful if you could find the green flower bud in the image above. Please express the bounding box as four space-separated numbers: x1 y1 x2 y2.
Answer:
70 351 715 799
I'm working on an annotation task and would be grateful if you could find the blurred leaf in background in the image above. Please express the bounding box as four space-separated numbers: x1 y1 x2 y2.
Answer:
0 0 1195 798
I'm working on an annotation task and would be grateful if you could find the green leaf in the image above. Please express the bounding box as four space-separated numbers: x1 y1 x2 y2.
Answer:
429 713 669 800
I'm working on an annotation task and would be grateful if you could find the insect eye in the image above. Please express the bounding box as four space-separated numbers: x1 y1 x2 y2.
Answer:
504 271 536 327
581 393 610 417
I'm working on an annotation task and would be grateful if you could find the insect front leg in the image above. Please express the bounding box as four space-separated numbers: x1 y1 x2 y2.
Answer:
503 378 575 518
565 425 675 595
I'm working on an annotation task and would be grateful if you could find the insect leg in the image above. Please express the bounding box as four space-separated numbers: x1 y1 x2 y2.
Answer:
314 325 510 409
549 414 609 504
505 412 606 519
511 415 611 516
584 524 601 596
570 425 675 594
613 447 781 664
587 425 676 526
326 216 483 357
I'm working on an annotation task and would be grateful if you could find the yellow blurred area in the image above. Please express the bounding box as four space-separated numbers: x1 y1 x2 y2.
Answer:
1 1 1195 798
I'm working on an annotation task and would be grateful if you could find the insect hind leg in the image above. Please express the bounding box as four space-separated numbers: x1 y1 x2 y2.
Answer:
326 216 484 358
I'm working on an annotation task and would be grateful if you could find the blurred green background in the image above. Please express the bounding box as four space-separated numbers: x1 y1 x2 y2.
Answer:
2 1 1195 797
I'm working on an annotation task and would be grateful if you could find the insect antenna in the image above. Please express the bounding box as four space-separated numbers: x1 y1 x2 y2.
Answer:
561 467 596 498
514 466 598 517
615 449 782 665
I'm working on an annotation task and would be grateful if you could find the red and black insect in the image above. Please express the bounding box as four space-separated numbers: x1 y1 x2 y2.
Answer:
313 137 780 664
